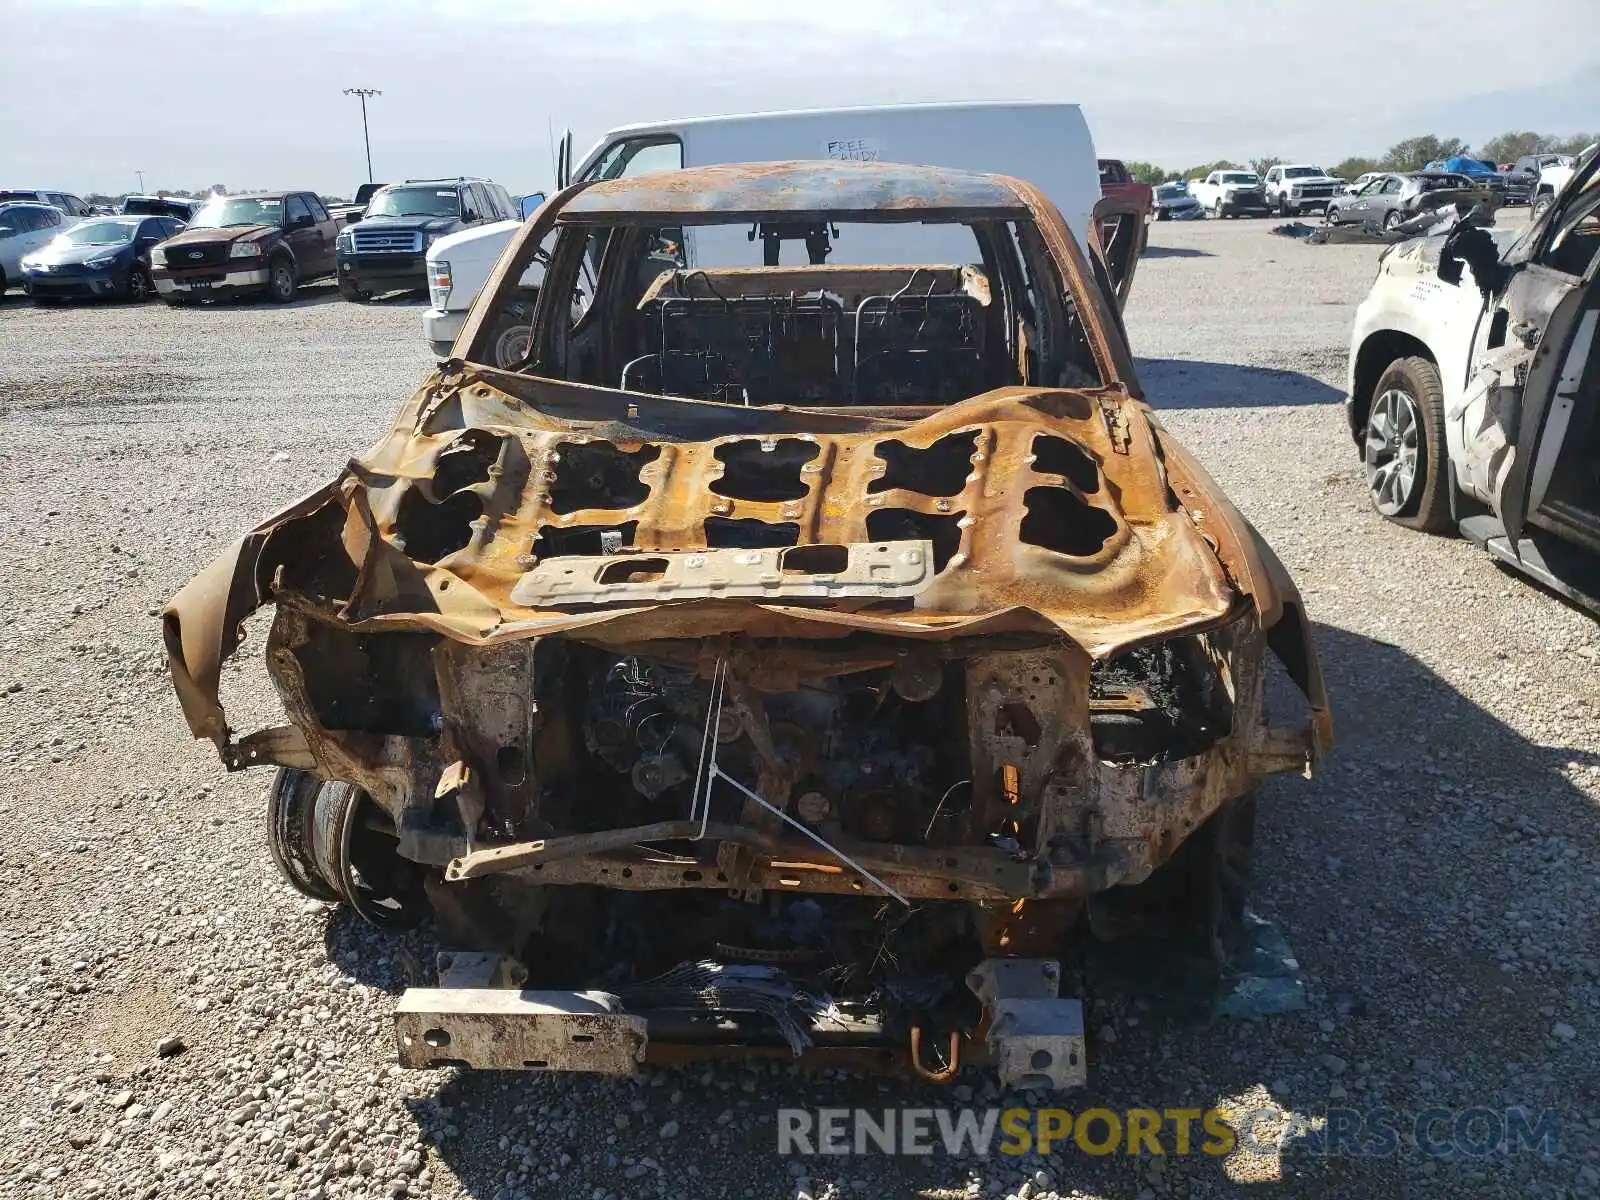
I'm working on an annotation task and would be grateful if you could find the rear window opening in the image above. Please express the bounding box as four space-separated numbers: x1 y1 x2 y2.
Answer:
513 211 1104 406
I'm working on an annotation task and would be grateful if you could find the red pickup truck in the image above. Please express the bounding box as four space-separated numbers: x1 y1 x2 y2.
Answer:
151 190 343 305
1098 159 1154 218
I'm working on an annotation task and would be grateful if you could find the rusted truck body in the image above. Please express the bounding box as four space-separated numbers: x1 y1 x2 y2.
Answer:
165 160 1330 1088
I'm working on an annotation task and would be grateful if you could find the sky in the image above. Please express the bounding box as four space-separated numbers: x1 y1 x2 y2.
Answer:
1 0 1596 197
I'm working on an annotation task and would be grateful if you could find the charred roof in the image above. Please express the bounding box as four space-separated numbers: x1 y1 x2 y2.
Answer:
558 160 1034 224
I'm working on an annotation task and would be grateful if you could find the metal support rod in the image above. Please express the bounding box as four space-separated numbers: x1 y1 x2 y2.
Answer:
343 87 381 183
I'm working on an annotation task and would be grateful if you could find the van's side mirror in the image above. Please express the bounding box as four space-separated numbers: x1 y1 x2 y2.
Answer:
345 211 362 224
519 192 547 221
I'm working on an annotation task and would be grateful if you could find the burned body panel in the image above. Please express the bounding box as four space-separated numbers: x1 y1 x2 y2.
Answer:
166 160 1329 1085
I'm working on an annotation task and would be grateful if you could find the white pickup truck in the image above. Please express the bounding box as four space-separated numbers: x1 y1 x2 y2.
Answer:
1187 170 1270 219
1531 147 1595 223
423 102 1127 367
1261 164 1343 216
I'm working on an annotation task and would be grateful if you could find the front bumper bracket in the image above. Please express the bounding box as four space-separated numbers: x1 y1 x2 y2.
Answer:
394 987 646 1075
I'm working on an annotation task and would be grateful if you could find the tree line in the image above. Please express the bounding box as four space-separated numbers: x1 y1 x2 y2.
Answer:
1122 130 1596 184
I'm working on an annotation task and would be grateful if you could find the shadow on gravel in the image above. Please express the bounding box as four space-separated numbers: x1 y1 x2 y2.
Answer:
1137 356 1343 410
360 291 430 307
1141 244 1214 259
323 905 432 992
317 622 1596 1199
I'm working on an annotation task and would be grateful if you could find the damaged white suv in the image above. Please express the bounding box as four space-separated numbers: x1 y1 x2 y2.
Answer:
1345 147 1600 611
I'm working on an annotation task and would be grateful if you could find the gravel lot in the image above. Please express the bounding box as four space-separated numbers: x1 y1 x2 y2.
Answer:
2 210 1597 1200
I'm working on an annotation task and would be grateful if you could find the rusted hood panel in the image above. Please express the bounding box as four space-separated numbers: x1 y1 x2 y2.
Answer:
165 370 1290 746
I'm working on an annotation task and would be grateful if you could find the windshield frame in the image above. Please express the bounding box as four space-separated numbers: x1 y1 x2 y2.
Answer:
364 185 463 219
526 214 1104 404
188 196 286 230
459 165 1141 403
59 219 140 247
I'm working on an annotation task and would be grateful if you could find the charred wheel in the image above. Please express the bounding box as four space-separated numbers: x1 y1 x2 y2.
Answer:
265 769 427 929
265 767 340 902
1087 792 1257 963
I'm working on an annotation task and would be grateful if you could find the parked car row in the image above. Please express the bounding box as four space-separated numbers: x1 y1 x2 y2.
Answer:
1324 171 1497 231
1 177 523 307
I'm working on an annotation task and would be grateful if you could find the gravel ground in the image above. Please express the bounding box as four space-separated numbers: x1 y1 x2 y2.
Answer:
1 210 1597 1200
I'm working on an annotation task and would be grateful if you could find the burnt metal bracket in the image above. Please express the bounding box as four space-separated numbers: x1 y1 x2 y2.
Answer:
967 958 1086 1090
395 988 646 1074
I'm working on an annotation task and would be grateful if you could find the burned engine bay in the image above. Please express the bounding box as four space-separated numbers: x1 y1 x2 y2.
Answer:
165 365 1329 1085
163 165 1330 1087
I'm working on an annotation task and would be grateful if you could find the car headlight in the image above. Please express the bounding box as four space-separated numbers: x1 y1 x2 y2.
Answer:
229 242 262 259
150 246 166 266
425 232 441 249
85 255 118 269
335 231 353 252
429 260 452 310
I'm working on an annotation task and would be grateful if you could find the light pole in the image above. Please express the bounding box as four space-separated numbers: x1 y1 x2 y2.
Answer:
343 87 381 182
135 170 145 193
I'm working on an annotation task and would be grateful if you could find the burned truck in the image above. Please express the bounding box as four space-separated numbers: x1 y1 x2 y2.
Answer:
165 161 1330 1089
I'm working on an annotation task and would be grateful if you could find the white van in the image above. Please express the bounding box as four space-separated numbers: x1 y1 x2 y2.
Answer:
424 102 1123 366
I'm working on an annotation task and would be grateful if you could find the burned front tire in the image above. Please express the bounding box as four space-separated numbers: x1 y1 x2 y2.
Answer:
265 769 428 929
266 767 341 902
1088 793 1256 963
1364 355 1452 532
